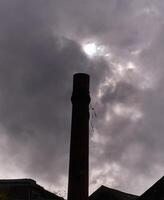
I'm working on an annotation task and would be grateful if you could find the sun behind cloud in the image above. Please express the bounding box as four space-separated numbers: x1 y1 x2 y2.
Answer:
82 42 111 58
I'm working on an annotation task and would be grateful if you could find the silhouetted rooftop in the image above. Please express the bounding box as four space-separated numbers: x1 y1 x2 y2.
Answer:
0 178 63 200
0 178 36 184
89 185 138 200
137 176 164 200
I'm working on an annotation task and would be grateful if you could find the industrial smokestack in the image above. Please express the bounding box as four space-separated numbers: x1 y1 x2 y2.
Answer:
67 73 90 200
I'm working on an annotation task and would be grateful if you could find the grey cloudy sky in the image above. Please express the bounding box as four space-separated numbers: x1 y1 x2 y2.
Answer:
0 0 164 197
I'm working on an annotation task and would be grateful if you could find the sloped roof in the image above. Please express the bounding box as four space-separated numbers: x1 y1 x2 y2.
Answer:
0 178 63 200
137 176 164 200
89 185 138 200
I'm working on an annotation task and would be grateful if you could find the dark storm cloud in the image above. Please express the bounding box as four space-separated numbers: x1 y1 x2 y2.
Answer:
0 0 111 190
101 81 138 104
0 0 164 197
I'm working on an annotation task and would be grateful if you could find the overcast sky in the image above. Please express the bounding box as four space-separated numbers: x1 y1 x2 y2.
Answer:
0 0 164 198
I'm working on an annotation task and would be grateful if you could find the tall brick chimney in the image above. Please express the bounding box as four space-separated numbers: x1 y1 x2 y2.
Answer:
67 73 90 200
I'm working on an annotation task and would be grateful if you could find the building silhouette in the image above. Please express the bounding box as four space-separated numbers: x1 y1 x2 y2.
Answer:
0 177 163 200
89 185 138 200
0 73 163 200
89 176 164 200
137 176 164 200
0 179 63 200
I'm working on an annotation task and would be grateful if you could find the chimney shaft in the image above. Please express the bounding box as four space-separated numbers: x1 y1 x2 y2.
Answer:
67 73 90 200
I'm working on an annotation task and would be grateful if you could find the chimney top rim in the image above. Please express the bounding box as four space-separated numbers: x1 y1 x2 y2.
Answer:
73 73 90 78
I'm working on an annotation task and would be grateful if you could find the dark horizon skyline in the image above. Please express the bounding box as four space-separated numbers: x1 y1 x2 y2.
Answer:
0 0 164 198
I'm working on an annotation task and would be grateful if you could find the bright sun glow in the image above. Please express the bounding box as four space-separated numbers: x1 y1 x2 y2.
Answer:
82 42 111 58
83 43 97 57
